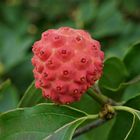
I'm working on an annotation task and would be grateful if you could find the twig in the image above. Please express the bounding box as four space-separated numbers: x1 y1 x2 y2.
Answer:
72 119 106 139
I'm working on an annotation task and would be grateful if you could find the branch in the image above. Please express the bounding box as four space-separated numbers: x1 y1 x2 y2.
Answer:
73 119 106 139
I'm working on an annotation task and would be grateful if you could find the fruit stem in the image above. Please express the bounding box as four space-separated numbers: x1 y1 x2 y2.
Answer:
92 81 102 94
87 88 118 106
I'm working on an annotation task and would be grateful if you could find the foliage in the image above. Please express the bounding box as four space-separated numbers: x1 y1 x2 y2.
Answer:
0 0 140 140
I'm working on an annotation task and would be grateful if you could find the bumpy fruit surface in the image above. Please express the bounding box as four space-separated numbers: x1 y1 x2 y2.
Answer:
32 27 104 104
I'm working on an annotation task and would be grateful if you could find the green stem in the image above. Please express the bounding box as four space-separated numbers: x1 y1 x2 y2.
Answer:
87 88 109 106
87 88 118 106
86 114 99 120
113 106 134 114
92 82 102 94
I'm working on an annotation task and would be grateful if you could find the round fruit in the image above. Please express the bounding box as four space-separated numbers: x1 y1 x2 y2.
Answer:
32 27 104 104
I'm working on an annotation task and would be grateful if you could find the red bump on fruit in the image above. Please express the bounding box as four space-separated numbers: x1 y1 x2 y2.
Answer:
46 57 61 70
74 71 87 85
41 29 55 40
56 47 74 62
32 27 104 104
52 34 66 47
35 63 44 73
42 89 51 99
52 80 68 94
86 73 96 85
32 41 41 55
42 69 56 81
59 95 73 104
58 26 75 35
73 54 91 70
38 47 51 61
59 65 75 81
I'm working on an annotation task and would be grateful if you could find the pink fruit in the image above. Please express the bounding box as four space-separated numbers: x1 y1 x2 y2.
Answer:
32 27 104 104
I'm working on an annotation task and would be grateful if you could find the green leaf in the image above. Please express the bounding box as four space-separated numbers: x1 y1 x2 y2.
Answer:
0 80 19 112
124 42 140 79
99 57 128 91
18 81 46 108
110 106 140 140
126 111 140 140
124 95 140 111
107 111 134 140
122 80 140 102
44 119 85 140
105 23 140 58
71 94 100 114
0 103 87 140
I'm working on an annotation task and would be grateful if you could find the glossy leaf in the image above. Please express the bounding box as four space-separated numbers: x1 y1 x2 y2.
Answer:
124 42 140 79
71 93 100 114
105 23 140 58
123 98 140 139
124 95 140 111
0 103 87 140
122 80 140 102
126 111 140 140
18 81 46 107
45 119 85 140
108 85 140 140
107 111 134 140
108 105 140 140
99 57 128 91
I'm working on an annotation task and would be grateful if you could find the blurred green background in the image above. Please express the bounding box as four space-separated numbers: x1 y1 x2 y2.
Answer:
0 0 140 110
